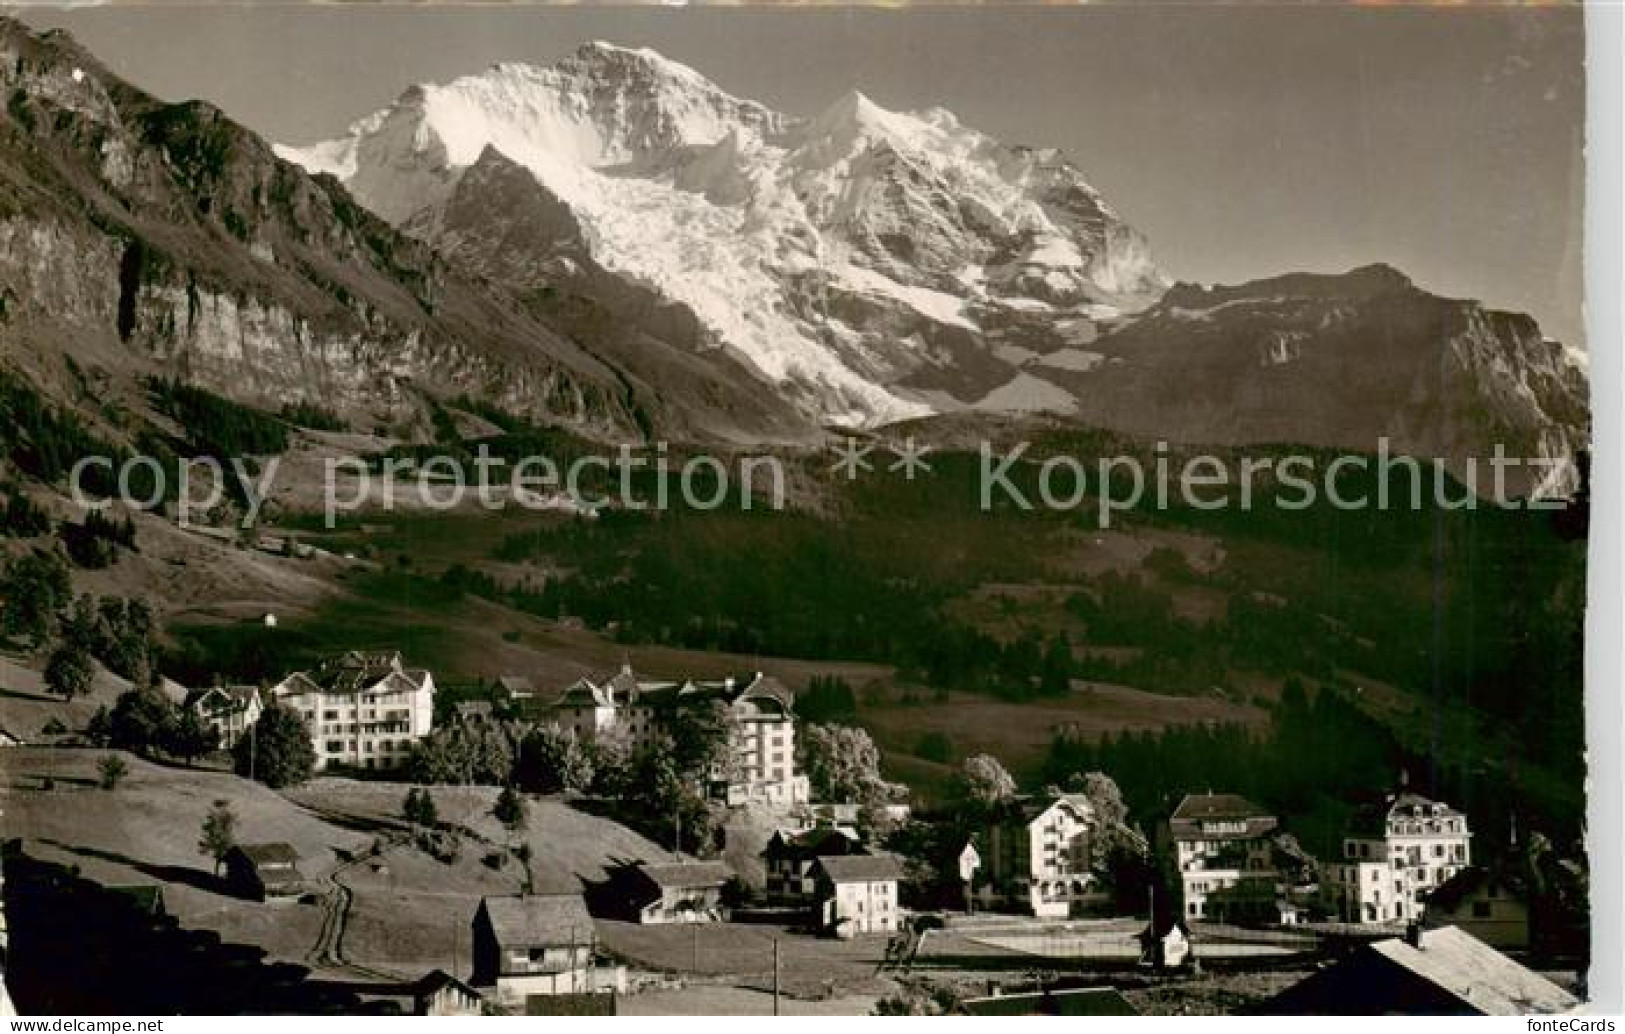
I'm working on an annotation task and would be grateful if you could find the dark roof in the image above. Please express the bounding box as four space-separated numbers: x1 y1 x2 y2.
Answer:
1347 791 1468 837
187 685 259 716
1168 793 1277 840
962 987 1139 1017
1426 866 1527 913
764 825 863 861
632 861 732 890
108 885 165 914
813 854 905 883
1171 792 1269 822
478 894 595 948
299 651 424 694
415 969 481 1000
1010 792 1092 824
233 843 300 866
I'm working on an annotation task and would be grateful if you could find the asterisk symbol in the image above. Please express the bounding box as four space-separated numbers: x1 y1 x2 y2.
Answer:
887 438 934 480
829 437 875 480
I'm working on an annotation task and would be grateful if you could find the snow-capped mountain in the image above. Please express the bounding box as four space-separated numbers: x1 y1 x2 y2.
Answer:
278 42 1167 426
1 17 1587 485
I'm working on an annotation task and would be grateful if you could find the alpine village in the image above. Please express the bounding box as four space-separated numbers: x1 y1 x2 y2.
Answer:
0 13 1593 1019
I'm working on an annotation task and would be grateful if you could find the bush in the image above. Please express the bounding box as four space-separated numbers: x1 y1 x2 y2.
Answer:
97 754 129 790
60 511 137 569
0 486 51 537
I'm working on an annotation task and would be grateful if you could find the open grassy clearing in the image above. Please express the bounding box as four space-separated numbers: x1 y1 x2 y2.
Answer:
0 748 364 966
596 919 895 999
859 682 1268 787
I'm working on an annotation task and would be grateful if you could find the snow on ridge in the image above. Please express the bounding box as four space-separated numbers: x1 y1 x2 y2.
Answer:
277 43 1163 425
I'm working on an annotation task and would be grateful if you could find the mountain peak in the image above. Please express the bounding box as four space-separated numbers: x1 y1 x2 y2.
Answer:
807 87 910 142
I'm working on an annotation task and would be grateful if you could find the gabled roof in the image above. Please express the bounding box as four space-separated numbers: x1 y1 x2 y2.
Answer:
1018 793 1093 825
415 969 481 1000
736 672 794 711
813 854 904 884
1168 793 1277 840
764 825 864 861
555 676 614 708
273 653 431 698
1171 792 1269 822
233 843 300 866
187 685 260 717
497 675 536 696
1366 926 1576 1015
1426 866 1528 913
155 677 191 707
478 894 594 949
1348 791 1468 837
631 861 732 890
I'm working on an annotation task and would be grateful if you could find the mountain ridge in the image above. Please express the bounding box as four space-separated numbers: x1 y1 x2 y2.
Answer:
0 19 1590 492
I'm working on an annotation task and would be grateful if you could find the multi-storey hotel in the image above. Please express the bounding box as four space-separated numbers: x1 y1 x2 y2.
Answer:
1323 788 1471 924
1164 793 1281 923
268 651 436 771
976 793 1099 918
551 665 810 806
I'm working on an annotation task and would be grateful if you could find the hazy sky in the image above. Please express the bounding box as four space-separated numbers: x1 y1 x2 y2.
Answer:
20 4 1587 347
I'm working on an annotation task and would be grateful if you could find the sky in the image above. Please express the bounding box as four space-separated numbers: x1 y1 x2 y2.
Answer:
18 3 1587 347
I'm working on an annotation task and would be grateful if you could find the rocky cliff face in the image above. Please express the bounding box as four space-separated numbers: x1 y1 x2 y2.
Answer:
0 19 643 439
1045 265 1589 494
0 20 1590 486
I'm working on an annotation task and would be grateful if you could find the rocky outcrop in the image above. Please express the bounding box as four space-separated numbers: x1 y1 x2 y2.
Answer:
0 18 641 439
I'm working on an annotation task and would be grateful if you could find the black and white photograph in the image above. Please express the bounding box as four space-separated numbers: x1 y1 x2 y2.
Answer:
0 0 1613 1019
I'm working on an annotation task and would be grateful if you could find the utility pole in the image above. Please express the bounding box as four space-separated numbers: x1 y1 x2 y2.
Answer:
772 937 780 1016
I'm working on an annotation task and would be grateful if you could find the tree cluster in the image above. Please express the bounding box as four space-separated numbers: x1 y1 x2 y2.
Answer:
85 686 217 763
231 704 315 789
59 510 137 569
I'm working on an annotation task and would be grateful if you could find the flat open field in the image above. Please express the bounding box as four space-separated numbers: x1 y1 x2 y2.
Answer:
596 919 896 1000
619 985 881 1016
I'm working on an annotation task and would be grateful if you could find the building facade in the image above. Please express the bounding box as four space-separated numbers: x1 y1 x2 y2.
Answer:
1322 791 1471 924
1164 793 1280 923
812 855 903 935
762 824 866 905
616 862 731 924
1424 866 1530 951
980 794 1098 918
268 651 435 771
185 685 262 750
472 895 625 1006
551 666 810 806
224 843 303 901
